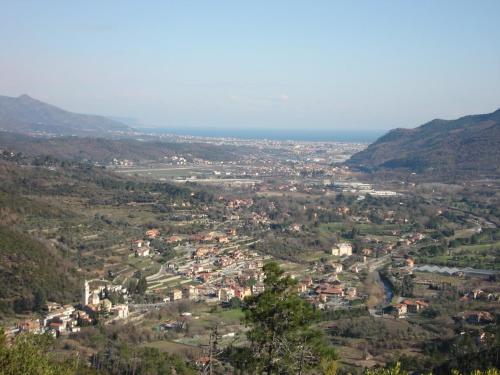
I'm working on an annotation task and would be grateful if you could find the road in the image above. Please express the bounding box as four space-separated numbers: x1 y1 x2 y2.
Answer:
353 255 391 272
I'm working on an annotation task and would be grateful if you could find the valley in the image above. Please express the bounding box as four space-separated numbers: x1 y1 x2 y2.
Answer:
1 128 499 373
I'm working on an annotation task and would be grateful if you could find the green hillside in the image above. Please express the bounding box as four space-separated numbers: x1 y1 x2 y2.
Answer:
0 225 79 317
347 108 500 179
0 131 247 163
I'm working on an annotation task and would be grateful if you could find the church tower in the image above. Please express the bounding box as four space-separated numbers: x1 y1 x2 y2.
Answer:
82 280 90 306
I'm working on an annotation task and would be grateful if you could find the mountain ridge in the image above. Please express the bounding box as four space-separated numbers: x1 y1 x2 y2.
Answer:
347 108 500 178
0 94 133 137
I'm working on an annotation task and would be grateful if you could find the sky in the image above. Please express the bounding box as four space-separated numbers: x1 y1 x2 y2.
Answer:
1 1 500 132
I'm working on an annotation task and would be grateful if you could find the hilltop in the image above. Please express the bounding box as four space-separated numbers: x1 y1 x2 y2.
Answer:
347 108 500 179
0 94 132 137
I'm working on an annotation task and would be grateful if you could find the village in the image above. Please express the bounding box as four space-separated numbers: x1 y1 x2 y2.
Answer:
5 180 500 361
1 134 499 374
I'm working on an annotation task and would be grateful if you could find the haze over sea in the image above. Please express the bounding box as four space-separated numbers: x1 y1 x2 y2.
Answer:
143 127 383 143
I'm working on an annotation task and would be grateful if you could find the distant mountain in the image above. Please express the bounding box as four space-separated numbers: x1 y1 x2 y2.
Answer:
347 108 500 178
107 116 143 127
0 94 133 137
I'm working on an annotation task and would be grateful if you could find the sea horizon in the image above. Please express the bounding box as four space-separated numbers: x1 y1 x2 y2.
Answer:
140 127 385 143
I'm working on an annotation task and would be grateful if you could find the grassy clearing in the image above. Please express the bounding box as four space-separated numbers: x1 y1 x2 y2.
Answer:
319 222 411 236
454 241 500 253
213 308 245 323
301 250 328 262
142 340 202 357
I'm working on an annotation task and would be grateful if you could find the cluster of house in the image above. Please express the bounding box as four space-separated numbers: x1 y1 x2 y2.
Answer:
162 256 266 304
11 303 83 338
132 239 152 257
7 281 129 339
383 299 430 318
130 228 165 257
134 222 271 303
183 258 264 302
190 230 232 244
132 228 240 258
217 264 266 302
168 156 187 165
134 221 368 313
131 230 167 257
160 276 262 305
162 255 364 312
454 311 496 325
221 196 273 225
135 221 267 303
217 285 251 302
397 232 426 247
460 288 499 302
81 280 129 319
295 271 359 310
225 198 254 209
111 158 133 166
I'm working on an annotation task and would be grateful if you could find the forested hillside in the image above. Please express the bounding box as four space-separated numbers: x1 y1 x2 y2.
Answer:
0 157 211 318
0 131 247 163
0 225 79 317
347 108 500 179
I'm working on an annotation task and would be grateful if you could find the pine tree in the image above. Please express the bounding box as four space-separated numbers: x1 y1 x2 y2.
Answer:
33 288 47 313
233 262 337 374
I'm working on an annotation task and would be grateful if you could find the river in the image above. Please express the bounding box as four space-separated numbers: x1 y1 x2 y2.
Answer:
379 272 394 304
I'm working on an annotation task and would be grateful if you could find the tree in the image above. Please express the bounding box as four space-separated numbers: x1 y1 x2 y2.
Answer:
228 297 242 309
0 329 79 375
349 227 360 240
232 262 337 374
136 276 148 295
33 288 47 313
401 275 414 298
365 363 500 375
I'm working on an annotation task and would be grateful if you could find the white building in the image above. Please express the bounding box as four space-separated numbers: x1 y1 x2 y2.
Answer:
112 304 129 319
136 247 150 257
133 240 151 257
82 280 90 306
218 287 235 302
368 190 398 197
331 243 352 257
91 292 100 305
331 263 343 273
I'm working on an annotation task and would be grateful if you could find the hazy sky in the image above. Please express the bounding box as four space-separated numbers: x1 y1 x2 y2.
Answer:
1 1 499 131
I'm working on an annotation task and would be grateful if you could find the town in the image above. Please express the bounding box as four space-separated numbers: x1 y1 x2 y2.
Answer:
2 134 499 374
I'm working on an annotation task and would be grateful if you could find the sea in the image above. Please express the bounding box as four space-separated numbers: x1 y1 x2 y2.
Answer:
140 127 384 143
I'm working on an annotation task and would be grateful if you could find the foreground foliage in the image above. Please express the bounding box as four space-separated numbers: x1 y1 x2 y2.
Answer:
91 341 196 375
366 363 500 375
0 328 196 375
0 331 79 375
1 327 499 374
226 262 338 374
